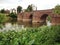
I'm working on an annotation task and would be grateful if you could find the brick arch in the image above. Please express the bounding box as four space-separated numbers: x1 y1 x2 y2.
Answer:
18 9 60 25
40 14 48 19
40 14 48 25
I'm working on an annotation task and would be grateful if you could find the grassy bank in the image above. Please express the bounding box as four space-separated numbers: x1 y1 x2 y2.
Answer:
0 25 60 45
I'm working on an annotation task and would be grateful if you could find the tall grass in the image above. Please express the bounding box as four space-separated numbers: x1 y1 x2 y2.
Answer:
0 25 60 45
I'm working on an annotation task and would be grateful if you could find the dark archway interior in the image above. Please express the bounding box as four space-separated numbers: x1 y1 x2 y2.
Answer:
29 14 33 19
29 14 33 24
41 14 48 20
40 14 48 25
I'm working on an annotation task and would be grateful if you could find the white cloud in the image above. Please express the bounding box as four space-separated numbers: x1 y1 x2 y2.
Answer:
0 0 60 10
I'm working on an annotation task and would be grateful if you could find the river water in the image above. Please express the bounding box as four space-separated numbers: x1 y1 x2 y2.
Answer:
0 21 51 31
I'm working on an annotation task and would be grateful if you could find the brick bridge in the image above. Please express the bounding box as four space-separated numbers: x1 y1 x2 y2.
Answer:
17 9 60 25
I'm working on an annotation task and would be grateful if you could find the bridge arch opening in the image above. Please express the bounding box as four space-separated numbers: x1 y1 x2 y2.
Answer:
40 14 48 25
29 14 33 23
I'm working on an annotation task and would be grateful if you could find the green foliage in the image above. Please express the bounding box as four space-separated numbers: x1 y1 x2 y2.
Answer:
47 16 51 21
53 4 60 14
0 25 60 45
0 9 5 13
17 6 22 13
0 13 7 24
25 4 33 12
9 12 17 19
0 24 4 29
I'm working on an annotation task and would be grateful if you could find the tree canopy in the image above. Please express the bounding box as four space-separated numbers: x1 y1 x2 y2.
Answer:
17 6 22 13
53 4 60 14
25 4 33 12
9 12 17 19
0 9 5 13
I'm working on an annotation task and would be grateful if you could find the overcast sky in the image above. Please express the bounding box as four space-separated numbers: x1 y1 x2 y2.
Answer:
0 0 60 10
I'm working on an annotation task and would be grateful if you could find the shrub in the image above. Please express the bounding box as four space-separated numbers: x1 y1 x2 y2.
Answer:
9 12 17 19
0 25 60 45
0 13 7 24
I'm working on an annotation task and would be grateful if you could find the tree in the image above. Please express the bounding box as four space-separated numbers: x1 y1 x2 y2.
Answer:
9 12 17 19
25 4 33 12
53 4 60 14
17 6 22 13
0 9 5 13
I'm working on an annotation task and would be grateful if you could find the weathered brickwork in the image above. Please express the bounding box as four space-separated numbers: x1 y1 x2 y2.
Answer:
51 14 60 25
17 9 60 25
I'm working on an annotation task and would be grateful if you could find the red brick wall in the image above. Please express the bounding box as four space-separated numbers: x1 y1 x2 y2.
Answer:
17 13 23 21
17 9 60 25
51 16 60 25
22 12 33 22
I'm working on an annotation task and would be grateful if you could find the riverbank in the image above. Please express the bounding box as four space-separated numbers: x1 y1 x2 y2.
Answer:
0 25 60 45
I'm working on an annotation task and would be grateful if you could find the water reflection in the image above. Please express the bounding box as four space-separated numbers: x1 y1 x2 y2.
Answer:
5 22 24 29
0 22 24 32
0 20 47 31
18 21 32 27
17 21 45 27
